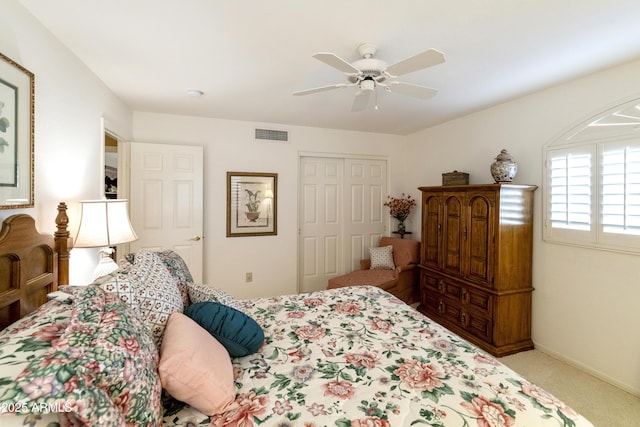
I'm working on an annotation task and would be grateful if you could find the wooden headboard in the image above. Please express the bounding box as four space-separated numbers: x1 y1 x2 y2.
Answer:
0 202 70 330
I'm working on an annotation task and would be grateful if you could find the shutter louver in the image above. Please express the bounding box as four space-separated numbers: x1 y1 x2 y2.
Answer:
549 152 591 231
602 145 640 235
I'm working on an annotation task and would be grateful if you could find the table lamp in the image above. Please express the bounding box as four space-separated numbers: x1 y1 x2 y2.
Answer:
73 199 138 282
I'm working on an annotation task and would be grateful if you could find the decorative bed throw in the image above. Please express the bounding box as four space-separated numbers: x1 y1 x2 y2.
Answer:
0 286 162 426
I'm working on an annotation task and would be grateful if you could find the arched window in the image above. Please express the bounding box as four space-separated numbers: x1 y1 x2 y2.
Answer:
544 97 640 253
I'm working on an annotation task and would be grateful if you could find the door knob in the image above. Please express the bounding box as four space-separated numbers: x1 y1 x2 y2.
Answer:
190 235 202 241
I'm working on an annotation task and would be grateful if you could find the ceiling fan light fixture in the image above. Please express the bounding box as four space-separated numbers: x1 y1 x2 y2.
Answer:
294 43 445 111
360 79 375 92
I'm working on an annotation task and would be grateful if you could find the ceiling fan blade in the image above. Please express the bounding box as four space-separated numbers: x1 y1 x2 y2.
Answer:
293 83 349 96
351 90 371 112
385 48 445 77
313 52 362 75
387 81 438 99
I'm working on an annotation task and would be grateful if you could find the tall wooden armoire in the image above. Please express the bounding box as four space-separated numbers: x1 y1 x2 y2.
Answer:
417 184 537 356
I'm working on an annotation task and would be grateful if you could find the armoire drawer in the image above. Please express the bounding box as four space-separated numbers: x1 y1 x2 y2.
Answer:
461 308 492 343
420 270 493 318
420 291 493 343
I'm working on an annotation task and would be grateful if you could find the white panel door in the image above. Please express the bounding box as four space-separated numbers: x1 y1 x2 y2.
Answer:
299 157 343 293
299 156 387 293
129 143 204 282
343 159 387 272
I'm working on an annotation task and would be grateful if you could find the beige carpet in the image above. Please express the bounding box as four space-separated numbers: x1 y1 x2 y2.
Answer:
500 349 640 426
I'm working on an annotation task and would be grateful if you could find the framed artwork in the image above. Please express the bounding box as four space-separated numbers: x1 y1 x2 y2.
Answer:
0 53 34 209
227 172 277 237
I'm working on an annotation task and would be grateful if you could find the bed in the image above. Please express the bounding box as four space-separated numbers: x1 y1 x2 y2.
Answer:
0 204 594 427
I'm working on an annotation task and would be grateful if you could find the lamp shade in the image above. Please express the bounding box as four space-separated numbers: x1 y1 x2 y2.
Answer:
74 199 138 248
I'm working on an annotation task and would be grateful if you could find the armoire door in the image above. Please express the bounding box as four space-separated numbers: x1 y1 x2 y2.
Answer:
299 156 387 293
421 192 442 270
464 191 496 288
441 193 464 277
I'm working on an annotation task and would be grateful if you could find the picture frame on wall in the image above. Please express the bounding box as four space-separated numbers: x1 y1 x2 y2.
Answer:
227 172 277 237
0 52 34 209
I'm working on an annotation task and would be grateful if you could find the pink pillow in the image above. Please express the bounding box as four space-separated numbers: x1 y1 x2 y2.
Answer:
159 313 237 415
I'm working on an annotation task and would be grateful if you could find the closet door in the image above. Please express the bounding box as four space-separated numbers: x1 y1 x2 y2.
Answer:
299 157 343 293
343 159 387 272
299 156 387 293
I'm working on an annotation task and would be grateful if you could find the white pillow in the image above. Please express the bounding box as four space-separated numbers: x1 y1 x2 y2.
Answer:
369 245 395 270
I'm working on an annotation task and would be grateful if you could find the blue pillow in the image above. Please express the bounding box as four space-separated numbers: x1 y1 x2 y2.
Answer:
184 301 264 357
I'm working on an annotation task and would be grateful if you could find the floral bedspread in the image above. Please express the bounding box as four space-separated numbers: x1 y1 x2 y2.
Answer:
0 287 162 427
164 286 593 427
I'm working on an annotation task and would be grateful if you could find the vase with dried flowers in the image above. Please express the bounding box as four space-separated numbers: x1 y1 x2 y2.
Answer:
384 193 416 232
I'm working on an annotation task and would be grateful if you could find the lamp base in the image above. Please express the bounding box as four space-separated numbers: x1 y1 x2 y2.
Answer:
90 247 118 282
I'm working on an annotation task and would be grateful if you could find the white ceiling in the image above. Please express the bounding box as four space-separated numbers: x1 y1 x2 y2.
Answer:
19 0 640 135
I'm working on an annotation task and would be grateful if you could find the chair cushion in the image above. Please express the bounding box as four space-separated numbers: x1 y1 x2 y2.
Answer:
328 269 397 291
369 245 395 269
380 237 419 267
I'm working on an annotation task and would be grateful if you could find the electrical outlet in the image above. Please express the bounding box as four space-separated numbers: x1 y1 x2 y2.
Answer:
246 272 253 283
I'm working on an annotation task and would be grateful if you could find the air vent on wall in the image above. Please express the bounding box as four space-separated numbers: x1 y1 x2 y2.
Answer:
255 128 288 142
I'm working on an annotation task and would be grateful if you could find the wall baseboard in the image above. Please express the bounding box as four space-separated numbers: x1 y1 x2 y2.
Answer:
534 342 640 398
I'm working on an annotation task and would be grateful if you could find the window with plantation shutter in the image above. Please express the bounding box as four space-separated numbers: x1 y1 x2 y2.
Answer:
544 97 640 253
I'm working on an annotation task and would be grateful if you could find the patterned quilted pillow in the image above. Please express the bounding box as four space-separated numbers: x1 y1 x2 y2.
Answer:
122 249 192 307
0 286 162 425
127 250 184 344
99 250 183 346
369 245 396 269
187 282 248 314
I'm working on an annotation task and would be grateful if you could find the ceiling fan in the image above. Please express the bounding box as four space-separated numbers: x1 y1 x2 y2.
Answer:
293 43 445 112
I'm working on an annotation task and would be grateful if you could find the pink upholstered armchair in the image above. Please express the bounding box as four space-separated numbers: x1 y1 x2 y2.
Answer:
327 237 420 304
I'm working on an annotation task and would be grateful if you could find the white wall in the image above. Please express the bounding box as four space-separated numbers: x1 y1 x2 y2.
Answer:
132 112 408 299
0 2 133 283
406 59 640 396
